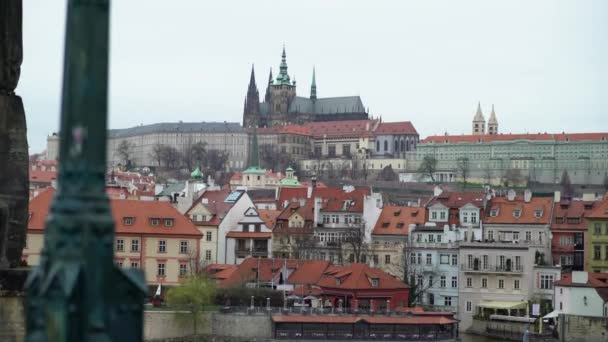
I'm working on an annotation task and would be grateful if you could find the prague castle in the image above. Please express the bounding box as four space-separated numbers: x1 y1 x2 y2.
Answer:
243 47 369 128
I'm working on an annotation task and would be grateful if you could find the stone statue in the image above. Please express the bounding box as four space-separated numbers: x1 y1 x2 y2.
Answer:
0 0 28 269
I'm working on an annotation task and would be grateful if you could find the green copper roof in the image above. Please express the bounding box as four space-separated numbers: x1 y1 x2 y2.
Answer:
276 46 292 85
243 166 266 175
310 67 317 100
279 178 301 186
191 167 203 179
286 167 294 172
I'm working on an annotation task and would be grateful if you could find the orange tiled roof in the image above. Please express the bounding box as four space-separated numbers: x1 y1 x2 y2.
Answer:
484 196 553 225
29 170 57 184
287 260 331 284
427 191 486 209
304 120 378 139
422 132 608 144
185 188 235 226
29 188 201 237
551 200 597 230
372 206 425 236
555 272 608 288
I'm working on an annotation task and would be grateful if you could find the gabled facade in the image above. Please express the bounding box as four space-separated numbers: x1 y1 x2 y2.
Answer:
554 271 608 317
225 206 273 264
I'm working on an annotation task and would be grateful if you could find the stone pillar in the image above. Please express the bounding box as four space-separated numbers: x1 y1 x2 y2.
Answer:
0 0 28 269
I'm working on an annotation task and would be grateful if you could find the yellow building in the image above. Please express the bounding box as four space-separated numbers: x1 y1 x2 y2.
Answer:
25 188 202 288
587 199 608 272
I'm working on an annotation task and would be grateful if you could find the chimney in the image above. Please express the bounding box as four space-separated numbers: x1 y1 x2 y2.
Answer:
524 189 532 203
299 198 306 207
554 191 561 203
433 185 443 197
572 271 588 285
307 184 313 199
311 175 317 189
507 189 516 201
313 197 322 226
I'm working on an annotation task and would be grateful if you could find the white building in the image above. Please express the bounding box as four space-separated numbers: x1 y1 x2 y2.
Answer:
554 271 608 317
225 207 273 264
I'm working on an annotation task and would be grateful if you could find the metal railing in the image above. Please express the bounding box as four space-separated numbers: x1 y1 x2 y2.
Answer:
461 263 524 273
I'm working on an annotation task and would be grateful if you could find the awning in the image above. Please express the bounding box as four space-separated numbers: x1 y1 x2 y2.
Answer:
543 310 562 319
478 301 527 310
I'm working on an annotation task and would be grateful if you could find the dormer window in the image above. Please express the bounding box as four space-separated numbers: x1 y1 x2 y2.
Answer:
123 217 134 226
382 222 390 228
336 278 341 286
396 223 404 229
164 218 174 227
534 210 542 219
513 209 521 218
150 218 160 226
371 278 379 287
556 217 564 224
490 209 498 217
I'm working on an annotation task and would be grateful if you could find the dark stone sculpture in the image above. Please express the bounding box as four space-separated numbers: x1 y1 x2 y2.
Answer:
0 1 28 269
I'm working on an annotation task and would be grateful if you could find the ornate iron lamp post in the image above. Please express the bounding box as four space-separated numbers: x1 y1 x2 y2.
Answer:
25 1 146 341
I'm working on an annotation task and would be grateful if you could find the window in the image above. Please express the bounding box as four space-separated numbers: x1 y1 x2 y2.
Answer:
130 262 139 269
179 264 187 277
451 276 458 288
331 215 339 223
559 302 563 310
540 274 554 289
595 223 602 235
206 231 212 241
429 276 434 287
373 254 379 265
428 235 435 242
180 240 189 254
150 218 160 226
440 276 446 288
417 253 422 265
490 209 498 217
323 215 330 224
123 217 134 226
514 279 520 290
481 278 488 289
498 279 505 289
328 145 336 157
471 212 477 223
513 232 519 241
513 209 521 218
534 210 543 218
158 240 167 253
444 296 452 307
440 254 449 264
466 301 472 312
451 254 458 265
131 239 139 252
157 263 166 276
417 275 423 287
440 211 446 220
342 144 351 156
371 278 379 287
163 218 174 227
488 230 494 241
410 253 416 265
205 250 212 260
115 239 124 252
385 255 391 264
426 254 432 265
482 255 488 270
431 211 437 220
437 235 442 242
462 212 468 223
466 277 472 288
384 140 388 151
605 245 608 261
525 231 532 241
595 245 601 260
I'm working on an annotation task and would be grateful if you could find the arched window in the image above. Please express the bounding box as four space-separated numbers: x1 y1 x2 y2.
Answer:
394 140 399 151
401 140 405 151
384 141 388 151
406 140 410 151
376 141 380 151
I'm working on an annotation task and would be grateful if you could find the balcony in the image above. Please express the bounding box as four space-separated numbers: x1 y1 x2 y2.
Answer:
461 263 524 274
460 239 547 248
411 242 459 249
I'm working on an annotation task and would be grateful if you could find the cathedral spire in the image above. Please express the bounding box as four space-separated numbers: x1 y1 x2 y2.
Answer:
248 64 257 94
472 101 486 135
276 46 291 85
488 104 499 135
310 67 317 100
265 68 273 102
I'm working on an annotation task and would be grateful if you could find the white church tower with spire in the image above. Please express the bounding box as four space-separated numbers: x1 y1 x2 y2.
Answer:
472 102 486 135
487 104 498 135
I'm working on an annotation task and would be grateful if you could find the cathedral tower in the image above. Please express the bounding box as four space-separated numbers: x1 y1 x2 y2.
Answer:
487 104 498 135
472 102 486 135
243 65 261 128
268 47 296 126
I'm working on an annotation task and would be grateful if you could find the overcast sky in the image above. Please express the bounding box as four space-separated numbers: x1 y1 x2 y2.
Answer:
20 0 608 153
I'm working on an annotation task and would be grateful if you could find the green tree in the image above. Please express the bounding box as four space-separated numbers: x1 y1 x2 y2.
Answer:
418 155 437 183
116 140 133 167
166 276 216 335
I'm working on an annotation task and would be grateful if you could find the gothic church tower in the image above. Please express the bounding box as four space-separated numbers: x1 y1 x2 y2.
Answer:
268 47 296 126
243 65 261 128
487 104 498 135
472 102 486 135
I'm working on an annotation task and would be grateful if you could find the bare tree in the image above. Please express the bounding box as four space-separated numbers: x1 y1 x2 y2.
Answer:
181 136 195 171
340 223 369 264
503 168 523 187
116 140 134 167
160 145 182 169
260 144 292 171
150 143 166 167
456 157 470 186
378 165 397 181
560 170 574 197
191 141 207 169
482 163 493 185
418 155 437 183
205 149 230 174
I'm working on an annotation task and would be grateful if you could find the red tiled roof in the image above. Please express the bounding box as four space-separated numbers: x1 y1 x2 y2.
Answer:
217 258 303 287
278 188 309 208
290 285 323 296
551 200 596 230
422 132 608 144
225 232 271 238
304 120 379 139
288 260 331 284
258 209 281 228
250 125 312 136
427 191 486 209
317 263 409 290
277 186 370 213
372 206 425 236
29 188 202 236
588 199 608 219
374 122 418 135
271 315 456 325
29 170 57 184
484 196 553 225
185 188 235 226
555 272 608 288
